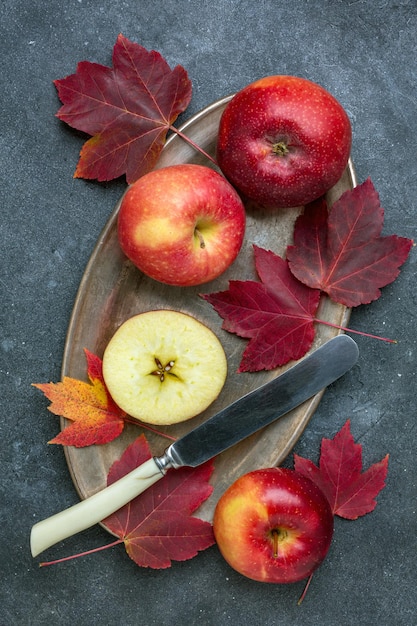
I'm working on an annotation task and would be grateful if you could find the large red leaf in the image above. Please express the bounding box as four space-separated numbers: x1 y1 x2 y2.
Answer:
202 245 321 371
33 349 126 447
294 420 389 519
287 179 413 307
103 435 215 568
54 34 192 183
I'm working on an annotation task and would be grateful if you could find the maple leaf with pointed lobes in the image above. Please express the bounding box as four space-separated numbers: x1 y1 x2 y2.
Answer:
202 245 321 372
294 420 389 519
33 349 126 447
287 179 413 307
103 435 215 568
54 34 192 183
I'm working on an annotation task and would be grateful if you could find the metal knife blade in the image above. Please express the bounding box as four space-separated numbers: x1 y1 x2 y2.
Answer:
156 334 359 471
30 334 358 557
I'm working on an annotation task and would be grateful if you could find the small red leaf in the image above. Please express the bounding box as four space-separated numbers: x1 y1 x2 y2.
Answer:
202 245 321 371
54 34 192 183
294 420 389 519
287 179 413 307
104 435 215 568
33 349 126 447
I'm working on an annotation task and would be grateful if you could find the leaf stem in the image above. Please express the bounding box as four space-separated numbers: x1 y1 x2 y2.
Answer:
39 539 123 567
297 573 314 605
315 319 397 344
169 125 218 167
122 416 177 441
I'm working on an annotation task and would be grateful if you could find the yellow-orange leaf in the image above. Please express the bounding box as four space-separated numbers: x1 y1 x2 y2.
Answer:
33 350 126 447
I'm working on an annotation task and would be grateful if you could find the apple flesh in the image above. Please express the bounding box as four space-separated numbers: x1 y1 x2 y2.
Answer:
213 467 334 583
102 310 227 425
117 163 246 286
216 75 352 208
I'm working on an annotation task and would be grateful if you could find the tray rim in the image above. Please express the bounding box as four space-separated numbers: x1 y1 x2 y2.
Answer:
60 94 357 522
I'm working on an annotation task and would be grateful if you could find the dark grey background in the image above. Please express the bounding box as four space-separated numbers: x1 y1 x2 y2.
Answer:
1 1 416 624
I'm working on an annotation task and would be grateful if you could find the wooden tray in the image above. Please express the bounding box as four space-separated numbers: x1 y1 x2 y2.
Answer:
61 95 356 524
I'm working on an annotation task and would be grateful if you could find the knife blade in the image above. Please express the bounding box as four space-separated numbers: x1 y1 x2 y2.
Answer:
30 334 358 557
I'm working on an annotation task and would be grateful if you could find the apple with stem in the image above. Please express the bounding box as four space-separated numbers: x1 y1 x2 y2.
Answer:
216 75 352 208
213 467 333 583
102 310 228 425
117 163 246 286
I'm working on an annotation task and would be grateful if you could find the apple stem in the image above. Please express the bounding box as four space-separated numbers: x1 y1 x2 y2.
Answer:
195 228 206 249
272 529 279 557
169 125 218 167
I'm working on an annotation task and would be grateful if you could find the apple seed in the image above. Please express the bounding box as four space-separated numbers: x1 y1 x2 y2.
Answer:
151 357 176 382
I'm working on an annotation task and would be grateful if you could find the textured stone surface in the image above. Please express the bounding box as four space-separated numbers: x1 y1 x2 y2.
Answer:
1 1 415 624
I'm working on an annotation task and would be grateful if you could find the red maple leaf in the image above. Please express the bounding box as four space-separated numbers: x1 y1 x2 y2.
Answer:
287 179 413 307
33 349 126 447
54 34 192 183
202 245 321 371
103 435 215 568
294 420 389 519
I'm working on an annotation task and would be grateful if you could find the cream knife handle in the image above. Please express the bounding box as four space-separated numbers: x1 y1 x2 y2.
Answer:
30 458 163 557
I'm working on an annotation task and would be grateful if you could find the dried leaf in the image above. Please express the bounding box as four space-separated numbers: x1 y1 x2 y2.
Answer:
287 179 413 307
294 420 389 519
103 435 215 568
33 349 126 447
54 34 192 183
202 245 321 371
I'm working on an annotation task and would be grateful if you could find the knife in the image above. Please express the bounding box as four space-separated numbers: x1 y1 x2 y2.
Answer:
30 334 358 557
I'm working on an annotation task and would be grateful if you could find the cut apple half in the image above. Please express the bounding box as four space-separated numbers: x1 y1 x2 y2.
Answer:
102 310 227 425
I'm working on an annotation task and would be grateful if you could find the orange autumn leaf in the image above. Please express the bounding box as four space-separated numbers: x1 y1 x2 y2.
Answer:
33 349 126 447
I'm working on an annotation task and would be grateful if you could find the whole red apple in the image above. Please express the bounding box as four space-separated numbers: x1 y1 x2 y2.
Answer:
117 164 246 286
216 75 352 208
213 467 333 583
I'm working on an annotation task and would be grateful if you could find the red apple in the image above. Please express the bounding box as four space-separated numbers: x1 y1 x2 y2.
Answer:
213 467 334 583
216 75 352 208
117 163 246 286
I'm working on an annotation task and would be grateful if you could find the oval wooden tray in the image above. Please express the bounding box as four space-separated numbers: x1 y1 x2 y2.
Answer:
61 95 356 523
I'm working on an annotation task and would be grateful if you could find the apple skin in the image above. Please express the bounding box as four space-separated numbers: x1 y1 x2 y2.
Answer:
216 75 352 208
117 163 246 286
213 468 334 584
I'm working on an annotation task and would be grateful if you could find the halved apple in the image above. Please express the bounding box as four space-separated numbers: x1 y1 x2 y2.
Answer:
102 310 227 425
